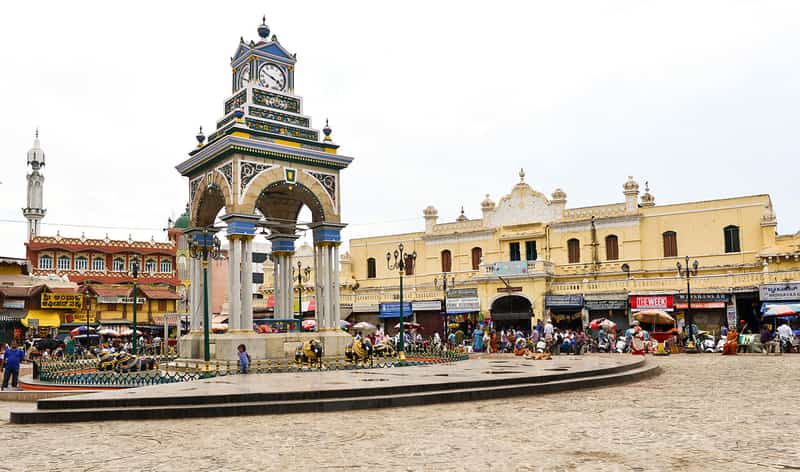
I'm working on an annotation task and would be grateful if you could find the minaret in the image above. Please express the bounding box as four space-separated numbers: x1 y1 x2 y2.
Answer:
23 129 46 240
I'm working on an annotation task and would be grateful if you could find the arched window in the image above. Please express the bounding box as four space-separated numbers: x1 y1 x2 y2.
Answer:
144 259 157 273
567 239 580 263
471 247 482 270
404 254 415 276
75 256 88 271
724 225 740 253
441 250 452 273
112 258 125 272
366 258 376 279
605 235 619 261
57 256 71 271
663 231 678 258
92 257 105 271
160 260 172 273
38 255 52 270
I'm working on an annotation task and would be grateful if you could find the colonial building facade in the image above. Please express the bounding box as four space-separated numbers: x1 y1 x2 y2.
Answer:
340 171 800 335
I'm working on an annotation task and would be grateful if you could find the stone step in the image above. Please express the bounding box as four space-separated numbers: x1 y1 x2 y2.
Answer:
10 363 660 424
35 357 646 411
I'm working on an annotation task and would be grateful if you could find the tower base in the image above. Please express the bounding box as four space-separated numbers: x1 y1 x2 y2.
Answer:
177 330 351 361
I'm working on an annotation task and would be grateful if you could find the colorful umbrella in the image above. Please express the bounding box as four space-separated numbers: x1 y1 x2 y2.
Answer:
339 319 352 331
762 303 800 318
98 328 120 336
69 326 94 335
353 321 377 332
393 322 422 330
301 319 317 331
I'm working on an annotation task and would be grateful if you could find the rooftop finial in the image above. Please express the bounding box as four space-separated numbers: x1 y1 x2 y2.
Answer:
645 181 650 192
257 15 270 40
323 118 332 142
519 168 525 183
35 127 39 139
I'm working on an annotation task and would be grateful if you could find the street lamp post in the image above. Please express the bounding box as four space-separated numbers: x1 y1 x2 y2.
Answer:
131 261 139 355
295 260 312 321
189 228 222 362
387 243 416 362
677 255 699 350
434 273 455 340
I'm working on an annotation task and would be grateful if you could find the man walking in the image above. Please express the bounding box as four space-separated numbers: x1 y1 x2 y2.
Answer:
2 340 25 391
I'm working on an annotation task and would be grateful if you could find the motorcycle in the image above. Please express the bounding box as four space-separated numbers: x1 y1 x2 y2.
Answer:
615 338 629 353
695 331 716 353
597 336 611 353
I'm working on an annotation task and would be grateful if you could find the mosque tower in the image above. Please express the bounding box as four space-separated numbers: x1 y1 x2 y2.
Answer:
23 129 46 240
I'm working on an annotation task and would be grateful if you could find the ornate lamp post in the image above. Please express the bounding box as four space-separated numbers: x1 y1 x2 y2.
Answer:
677 256 699 350
131 260 139 355
386 243 416 362
189 228 222 362
295 261 312 320
434 273 455 339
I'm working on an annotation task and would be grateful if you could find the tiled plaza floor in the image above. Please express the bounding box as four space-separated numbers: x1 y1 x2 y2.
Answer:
0 354 798 471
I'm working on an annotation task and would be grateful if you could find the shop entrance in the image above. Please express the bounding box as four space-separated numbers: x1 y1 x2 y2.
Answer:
490 295 532 332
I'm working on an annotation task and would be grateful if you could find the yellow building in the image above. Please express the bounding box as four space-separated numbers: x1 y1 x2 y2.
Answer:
340 171 800 335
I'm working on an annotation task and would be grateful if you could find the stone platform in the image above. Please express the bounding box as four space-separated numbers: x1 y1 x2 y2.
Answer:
10 355 658 424
178 329 351 361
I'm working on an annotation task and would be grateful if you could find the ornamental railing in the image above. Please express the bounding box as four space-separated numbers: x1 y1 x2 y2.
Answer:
32 347 467 387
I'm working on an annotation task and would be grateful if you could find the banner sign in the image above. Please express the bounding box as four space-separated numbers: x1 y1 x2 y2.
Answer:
63 313 97 324
630 295 673 311
490 261 528 276
447 288 478 299
544 295 584 308
726 305 737 327
412 300 442 311
40 293 83 309
97 296 145 305
675 302 726 309
446 297 480 314
352 303 380 313
584 300 627 310
759 283 800 301
379 302 412 317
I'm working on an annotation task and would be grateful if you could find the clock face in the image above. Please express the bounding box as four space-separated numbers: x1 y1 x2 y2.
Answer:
258 63 286 91
239 66 251 87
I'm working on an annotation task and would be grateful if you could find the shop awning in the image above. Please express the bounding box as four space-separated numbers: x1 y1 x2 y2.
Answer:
138 287 181 300
761 303 800 318
490 312 531 321
21 310 61 328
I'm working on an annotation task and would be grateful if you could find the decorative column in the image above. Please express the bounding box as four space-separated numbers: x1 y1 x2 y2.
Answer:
240 236 254 331
268 234 299 319
221 214 260 331
227 236 241 331
310 223 346 330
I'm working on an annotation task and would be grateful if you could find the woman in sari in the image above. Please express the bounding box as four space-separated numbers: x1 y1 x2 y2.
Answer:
630 322 646 355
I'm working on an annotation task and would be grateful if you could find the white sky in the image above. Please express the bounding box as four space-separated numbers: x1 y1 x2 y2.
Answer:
1 1 799 258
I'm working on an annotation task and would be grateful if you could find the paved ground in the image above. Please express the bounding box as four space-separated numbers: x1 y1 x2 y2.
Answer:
0 354 798 471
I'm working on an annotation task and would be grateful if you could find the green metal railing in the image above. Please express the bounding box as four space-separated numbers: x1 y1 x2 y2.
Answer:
32 347 468 387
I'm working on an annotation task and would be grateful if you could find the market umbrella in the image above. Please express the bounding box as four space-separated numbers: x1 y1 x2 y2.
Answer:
633 310 675 325
353 321 377 333
117 328 143 336
393 322 422 330
762 303 800 318
98 328 120 336
301 319 317 331
69 326 94 335
339 319 352 331
589 318 616 331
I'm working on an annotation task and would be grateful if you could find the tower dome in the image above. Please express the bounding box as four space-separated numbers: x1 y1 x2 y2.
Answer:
423 205 438 218
456 206 468 222
551 188 567 203
623 175 639 194
257 15 270 41
640 181 655 207
27 129 45 169
480 194 495 211
173 204 190 229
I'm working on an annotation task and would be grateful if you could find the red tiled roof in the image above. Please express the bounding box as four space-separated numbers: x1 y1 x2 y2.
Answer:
89 286 132 297
138 287 181 300
49 286 78 294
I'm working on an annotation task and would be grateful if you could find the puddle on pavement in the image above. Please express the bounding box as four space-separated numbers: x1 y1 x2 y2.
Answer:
545 368 569 371
360 378 389 382
482 371 524 375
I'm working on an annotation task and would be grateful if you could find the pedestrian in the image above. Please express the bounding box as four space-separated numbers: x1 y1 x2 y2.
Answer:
543 319 554 338
237 344 250 374
2 340 25 391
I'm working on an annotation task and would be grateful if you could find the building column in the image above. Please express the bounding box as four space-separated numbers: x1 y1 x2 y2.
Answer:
333 244 341 327
310 223 346 330
227 236 242 331
314 244 325 327
268 234 299 319
240 236 254 331
189 257 201 332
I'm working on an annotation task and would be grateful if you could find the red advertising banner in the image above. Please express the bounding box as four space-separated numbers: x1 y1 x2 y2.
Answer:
674 302 726 309
630 295 674 310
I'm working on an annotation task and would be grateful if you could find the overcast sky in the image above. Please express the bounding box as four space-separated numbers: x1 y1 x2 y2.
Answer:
1 1 799 258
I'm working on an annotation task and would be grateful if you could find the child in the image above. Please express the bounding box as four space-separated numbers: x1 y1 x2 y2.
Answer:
237 344 250 374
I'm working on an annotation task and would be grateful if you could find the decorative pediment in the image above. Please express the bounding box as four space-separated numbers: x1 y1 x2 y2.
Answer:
256 42 295 62
486 182 557 227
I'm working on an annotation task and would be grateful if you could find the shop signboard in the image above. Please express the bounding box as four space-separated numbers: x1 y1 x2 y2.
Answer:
630 295 674 311
674 293 729 309
63 313 97 324
447 288 478 299
412 300 442 311
544 295 584 308
584 300 627 310
97 296 145 304
496 286 523 293
379 302 412 318
726 305 737 327
446 297 480 313
2 299 25 309
352 302 380 313
490 261 528 276
759 283 800 301
40 293 83 309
